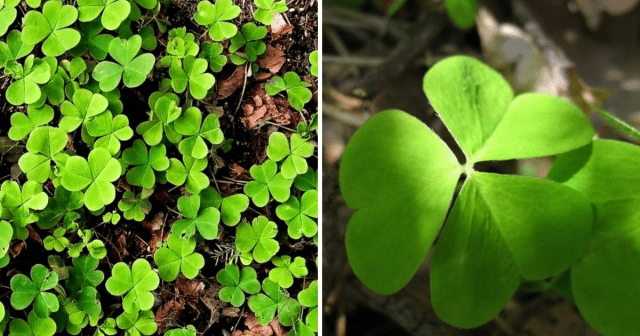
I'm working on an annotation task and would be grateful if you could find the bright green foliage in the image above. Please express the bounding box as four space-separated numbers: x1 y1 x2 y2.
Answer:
70 21 115 60
95 318 117 336
118 191 152 221
59 89 109 133
67 230 107 259
548 140 640 336
0 30 35 69
229 23 267 64
8 311 56 336
9 104 54 141
0 220 13 258
253 0 287 25
43 227 69 252
268 255 307 289
267 132 314 179
172 194 220 239
265 72 313 111
166 155 210 194
0 0 19 37
75 286 102 318
194 0 241 41
298 280 318 331
38 187 83 229
103 211 121 224
309 50 318 77
0 180 48 234
86 111 134 155
235 216 279 263
22 1 80 56
61 148 121 211
276 190 318 239
105 259 159 313
18 126 68 183
66 255 104 293
10 264 59 318
122 140 170 188
115 310 157 336
93 35 155 91
217 264 260 307
78 0 131 30
200 187 250 226
174 107 224 158
199 42 227 72
294 168 317 192
5 55 51 105
0 301 3 322
248 279 300 326
154 233 205 281
445 0 477 29
160 28 199 67
244 160 293 207
340 55 596 328
169 56 215 99
136 94 182 146
165 325 196 336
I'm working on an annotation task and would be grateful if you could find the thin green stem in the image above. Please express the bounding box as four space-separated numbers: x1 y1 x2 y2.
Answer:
596 108 640 142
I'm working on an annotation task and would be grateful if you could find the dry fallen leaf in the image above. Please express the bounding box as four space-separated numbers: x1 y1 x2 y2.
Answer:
256 46 286 81
218 65 246 99
270 14 293 40
155 299 185 334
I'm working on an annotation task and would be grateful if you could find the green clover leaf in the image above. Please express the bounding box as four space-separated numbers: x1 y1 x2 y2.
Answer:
118 190 152 221
43 227 69 252
200 187 250 226
248 278 300 327
268 256 307 289
66 255 104 293
136 94 182 146
8 311 56 336
309 50 318 77
445 0 478 29
78 0 131 30
298 280 318 331
0 30 35 69
59 88 109 133
166 155 210 194
122 140 170 188
265 72 312 111
10 264 59 318
228 23 267 64
0 0 19 37
165 325 196 336
61 147 121 211
235 216 279 263
267 132 314 179
0 220 13 258
169 56 215 100
293 168 317 192
9 104 53 141
154 233 205 281
340 55 596 328
0 301 4 322
244 160 292 207
0 180 48 234
22 1 80 57
5 55 51 105
105 259 159 313
115 310 157 336
199 41 227 72
37 186 84 229
18 126 68 183
172 194 220 239
93 35 155 91
160 28 199 67
276 190 318 239
217 264 260 307
70 21 115 60
174 107 224 159
253 0 287 25
86 111 134 155
76 285 102 317
194 0 241 41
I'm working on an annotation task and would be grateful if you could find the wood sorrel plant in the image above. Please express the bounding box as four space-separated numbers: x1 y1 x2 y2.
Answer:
340 55 597 327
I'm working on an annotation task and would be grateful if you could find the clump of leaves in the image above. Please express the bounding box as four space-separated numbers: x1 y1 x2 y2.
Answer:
10 264 59 318
235 216 279 263
194 0 241 41
229 23 267 65
216 264 260 307
154 233 205 281
265 72 313 111
267 132 315 179
171 194 220 240
105 259 159 313
118 190 152 221
276 190 318 239
92 35 155 91
253 0 287 25
244 160 292 207
340 55 596 327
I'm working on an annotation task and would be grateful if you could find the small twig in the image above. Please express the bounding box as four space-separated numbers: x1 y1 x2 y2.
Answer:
234 65 250 114
265 121 296 132
323 103 369 127
323 55 385 67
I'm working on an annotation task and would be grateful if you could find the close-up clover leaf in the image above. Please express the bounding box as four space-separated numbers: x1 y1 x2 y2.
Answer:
136 94 182 146
265 72 313 111
228 23 267 64
77 0 131 30
276 190 318 239
199 41 227 72
86 111 134 155
105 259 159 313
253 0 287 25
0 0 19 37
268 255 307 289
8 310 56 336
92 35 154 91
5 55 51 105
166 155 210 194
248 278 300 327
200 188 250 226
216 263 260 307
18 126 68 183
171 194 220 240
235 216 279 263
340 55 596 328
244 159 293 207
10 264 59 318
169 56 215 100
37 186 83 229
8 104 54 141
122 139 170 188
66 255 104 293
70 21 114 60
267 132 315 179
59 88 109 133
22 1 80 56
173 107 224 158
154 232 205 281
193 0 241 41
118 190 152 221
1 180 48 234
43 227 69 252
115 310 157 336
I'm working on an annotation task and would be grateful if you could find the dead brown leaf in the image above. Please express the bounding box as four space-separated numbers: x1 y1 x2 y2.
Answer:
256 46 285 81
176 278 205 307
232 313 289 336
27 225 42 244
229 163 251 180
201 283 223 327
242 84 279 128
218 65 246 99
155 299 185 334
270 14 293 40
9 241 25 258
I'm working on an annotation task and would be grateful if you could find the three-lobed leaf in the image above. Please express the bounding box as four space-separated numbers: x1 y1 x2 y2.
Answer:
154 233 205 281
276 190 318 239
253 0 287 25
235 216 279 263
122 139 170 188
216 264 260 307
10 264 59 318
267 132 314 179
105 259 159 313
93 35 155 91
169 56 215 100
194 0 241 41
22 1 81 56
172 194 220 239
244 160 292 207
